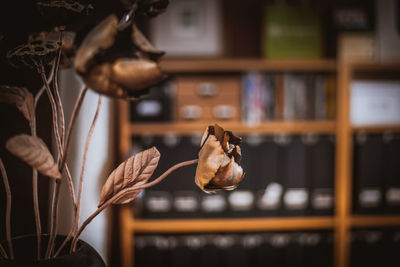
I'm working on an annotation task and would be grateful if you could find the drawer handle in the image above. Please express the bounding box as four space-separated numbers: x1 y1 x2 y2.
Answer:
181 105 202 120
197 83 218 97
213 105 235 120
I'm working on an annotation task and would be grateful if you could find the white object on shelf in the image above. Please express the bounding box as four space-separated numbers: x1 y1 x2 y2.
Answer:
150 0 222 56
350 80 400 126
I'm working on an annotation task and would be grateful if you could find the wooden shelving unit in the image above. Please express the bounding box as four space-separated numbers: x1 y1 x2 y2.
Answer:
117 59 400 267
159 58 337 72
128 120 336 135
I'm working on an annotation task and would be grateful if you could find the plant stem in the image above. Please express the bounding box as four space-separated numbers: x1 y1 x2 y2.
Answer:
0 158 13 259
53 29 65 147
34 60 56 107
38 66 63 259
60 86 88 173
30 111 42 260
54 95 102 257
0 243 7 259
70 159 198 252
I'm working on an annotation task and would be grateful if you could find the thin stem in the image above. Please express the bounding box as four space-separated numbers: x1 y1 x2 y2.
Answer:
54 96 102 257
31 114 41 260
35 60 56 107
64 165 77 214
38 66 63 259
0 158 13 259
0 243 7 259
53 30 65 147
70 159 198 252
45 179 61 258
60 86 88 174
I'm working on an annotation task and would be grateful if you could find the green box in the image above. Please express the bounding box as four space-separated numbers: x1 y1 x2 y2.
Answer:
263 4 322 58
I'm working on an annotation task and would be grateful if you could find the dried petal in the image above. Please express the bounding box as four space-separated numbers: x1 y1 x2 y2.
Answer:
6 134 61 179
74 14 119 74
195 124 244 193
98 147 160 206
82 58 166 99
0 86 35 123
131 24 165 61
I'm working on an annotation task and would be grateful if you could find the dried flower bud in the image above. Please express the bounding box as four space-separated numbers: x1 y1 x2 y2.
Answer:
82 58 166 99
195 124 244 193
6 40 59 69
75 14 166 99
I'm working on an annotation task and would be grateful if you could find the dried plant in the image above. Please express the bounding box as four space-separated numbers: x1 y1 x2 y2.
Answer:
0 1 245 262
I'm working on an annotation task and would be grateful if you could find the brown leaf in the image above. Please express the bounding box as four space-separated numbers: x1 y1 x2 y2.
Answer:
0 85 35 123
6 134 61 179
98 146 160 207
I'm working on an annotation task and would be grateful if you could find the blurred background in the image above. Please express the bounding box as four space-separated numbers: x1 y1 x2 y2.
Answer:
0 0 400 267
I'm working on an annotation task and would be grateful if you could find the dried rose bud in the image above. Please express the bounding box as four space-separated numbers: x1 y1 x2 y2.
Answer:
74 14 166 99
82 58 166 99
195 124 244 193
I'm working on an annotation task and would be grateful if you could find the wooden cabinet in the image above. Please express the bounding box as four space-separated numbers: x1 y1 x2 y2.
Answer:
117 59 400 267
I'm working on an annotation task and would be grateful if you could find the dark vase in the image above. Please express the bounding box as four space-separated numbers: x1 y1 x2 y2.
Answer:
0 234 106 267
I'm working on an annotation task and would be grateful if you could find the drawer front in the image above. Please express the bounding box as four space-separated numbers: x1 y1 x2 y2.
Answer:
175 76 241 122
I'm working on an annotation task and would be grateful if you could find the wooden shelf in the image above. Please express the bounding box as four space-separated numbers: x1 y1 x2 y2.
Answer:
350 215 400 228
129 120 336 135
352 124 400 133
130 217 335 233
342 60 400 72
159 58 337 73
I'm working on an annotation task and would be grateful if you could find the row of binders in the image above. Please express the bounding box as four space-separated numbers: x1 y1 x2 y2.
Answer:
353 133 400 214
134 231 333 267
351 228 400 267
241 72 336 124
131 134 335 218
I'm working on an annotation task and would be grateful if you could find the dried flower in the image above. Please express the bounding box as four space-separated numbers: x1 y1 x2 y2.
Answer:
195 124 244 193
74 14 166 99
6 40 59 69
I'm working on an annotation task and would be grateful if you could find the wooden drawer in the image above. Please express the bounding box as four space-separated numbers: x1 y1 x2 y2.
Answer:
175 76 241 122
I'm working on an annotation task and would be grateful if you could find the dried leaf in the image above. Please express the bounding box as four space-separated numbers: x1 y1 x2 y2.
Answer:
98 147 160 207
6 134 61 179
0 85 35 123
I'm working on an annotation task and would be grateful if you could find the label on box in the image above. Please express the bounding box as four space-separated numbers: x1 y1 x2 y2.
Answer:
257 183 283 210
145 191 172 212
359 188 381 208
136 100 162 117
386 188 400 206
312 188 333 210
284 188 309 210
174 192 198 212
201 194 227 212
228 190 255 211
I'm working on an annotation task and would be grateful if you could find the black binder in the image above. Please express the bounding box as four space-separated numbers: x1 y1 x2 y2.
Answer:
310 135 335 216
130 81 173 123
350 230 384 267
252 135 283 217
283 135 310 216
353 133 385 214
383 133 400 214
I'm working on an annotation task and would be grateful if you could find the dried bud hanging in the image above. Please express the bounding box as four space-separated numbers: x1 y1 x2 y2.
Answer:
74 14 166 99
195 124 244 193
